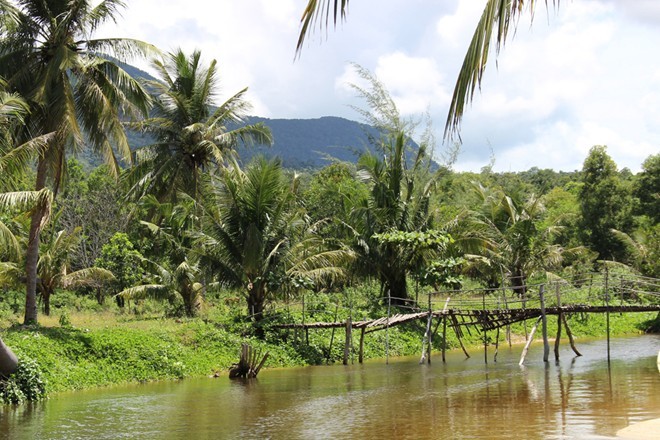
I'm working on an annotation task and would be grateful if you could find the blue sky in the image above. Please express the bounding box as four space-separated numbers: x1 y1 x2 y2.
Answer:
99 0 660 172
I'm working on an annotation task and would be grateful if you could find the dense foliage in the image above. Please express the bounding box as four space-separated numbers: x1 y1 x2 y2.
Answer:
1 0 658 405
0 356 47 405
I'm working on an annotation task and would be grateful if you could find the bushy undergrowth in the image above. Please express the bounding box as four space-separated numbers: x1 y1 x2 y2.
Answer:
0 357 47 405
0 280 656 403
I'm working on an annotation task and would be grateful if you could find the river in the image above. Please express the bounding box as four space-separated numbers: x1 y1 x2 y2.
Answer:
2 335 659 439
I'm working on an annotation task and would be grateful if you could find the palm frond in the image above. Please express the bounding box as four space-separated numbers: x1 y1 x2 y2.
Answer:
296 0 350 56
0 188 53 226
0 220 21 261
62 267 116 288
116 284 171 301
445 0 556 139
0 132 53 176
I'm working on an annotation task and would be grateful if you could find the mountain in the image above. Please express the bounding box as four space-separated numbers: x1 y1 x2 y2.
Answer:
236 116 383 168
78 62 433 170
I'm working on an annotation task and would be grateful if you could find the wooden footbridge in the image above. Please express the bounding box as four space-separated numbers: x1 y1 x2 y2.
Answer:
272 271 660 365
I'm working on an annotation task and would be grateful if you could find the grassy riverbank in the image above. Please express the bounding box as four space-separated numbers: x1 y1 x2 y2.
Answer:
1 285 657 396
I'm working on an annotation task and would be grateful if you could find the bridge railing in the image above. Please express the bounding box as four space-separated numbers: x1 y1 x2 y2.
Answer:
253 270 660 326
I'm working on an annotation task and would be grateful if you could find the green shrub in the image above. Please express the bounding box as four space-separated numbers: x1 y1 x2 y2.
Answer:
0 357 47 405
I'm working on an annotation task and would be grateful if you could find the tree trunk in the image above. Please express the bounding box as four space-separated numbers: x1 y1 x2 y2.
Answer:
247 289 265 321
0 337 19 377
42 288 51 316
182 291 200 318
511 267 527 297
247 286 266 338
384 269 408 306
24 160 48 325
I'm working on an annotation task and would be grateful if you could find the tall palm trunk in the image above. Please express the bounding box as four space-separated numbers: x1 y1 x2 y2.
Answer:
39 285 53 316
247 285 266 339
24 160 47 325
247 285 265 321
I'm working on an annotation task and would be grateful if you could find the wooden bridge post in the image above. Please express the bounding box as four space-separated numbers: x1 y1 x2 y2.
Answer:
441 297 450 363
442 315 447 362
554 283 562 361
302 293 307 345
482 290 488 364
562 314 582 357
503 288 512 348
519 316 542 365
358 326 365 363
343 317 352 365
326 303 339 364
420 311 432 365
386 291 391 365
540 284 550 362
427 292 432 364
605 267 611 363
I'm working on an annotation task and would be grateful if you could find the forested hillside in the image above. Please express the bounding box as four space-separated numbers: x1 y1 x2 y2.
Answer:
236 116 381 168
123 114 416 170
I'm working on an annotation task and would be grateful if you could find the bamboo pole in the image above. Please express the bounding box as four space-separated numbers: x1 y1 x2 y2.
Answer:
427 292 433 364
442 316 447 363
358 326 366 363
419 310 433 364
561 314 582 357
504 288 512 347
343 317 352 365
494 326 500 363
605 267 611 364
519 316 543 365
483 290 488 364
554 283 562 361
451 314 470 359
540 284 550 362
301 293 306 345
326 303 339 364
386 292 391 365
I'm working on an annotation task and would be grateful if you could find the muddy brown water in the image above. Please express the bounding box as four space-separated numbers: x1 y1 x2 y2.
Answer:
2 335 659 439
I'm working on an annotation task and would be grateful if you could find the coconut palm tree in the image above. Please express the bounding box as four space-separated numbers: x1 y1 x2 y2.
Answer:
0 79 51 192
195 157 352 327
117 258 203 318
36 226 115 316
0 189 53 263
295 0 554 138
463 183 566 295
610 226 660 279
325 65 438 304
125 49 273 203
0 0 155 324
117 195 204 317
345 130 436 304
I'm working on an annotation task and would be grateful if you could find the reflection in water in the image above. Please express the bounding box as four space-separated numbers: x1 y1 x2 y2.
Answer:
1 335 659 439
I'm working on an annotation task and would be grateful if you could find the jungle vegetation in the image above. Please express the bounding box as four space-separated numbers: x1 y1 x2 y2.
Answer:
1 0 658 333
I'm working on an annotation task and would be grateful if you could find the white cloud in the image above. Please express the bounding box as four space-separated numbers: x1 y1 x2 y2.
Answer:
95 0 659 172
435 0 484 47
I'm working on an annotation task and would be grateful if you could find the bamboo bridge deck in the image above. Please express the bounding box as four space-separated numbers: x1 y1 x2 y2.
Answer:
273 304 660 332
271 273 660 365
